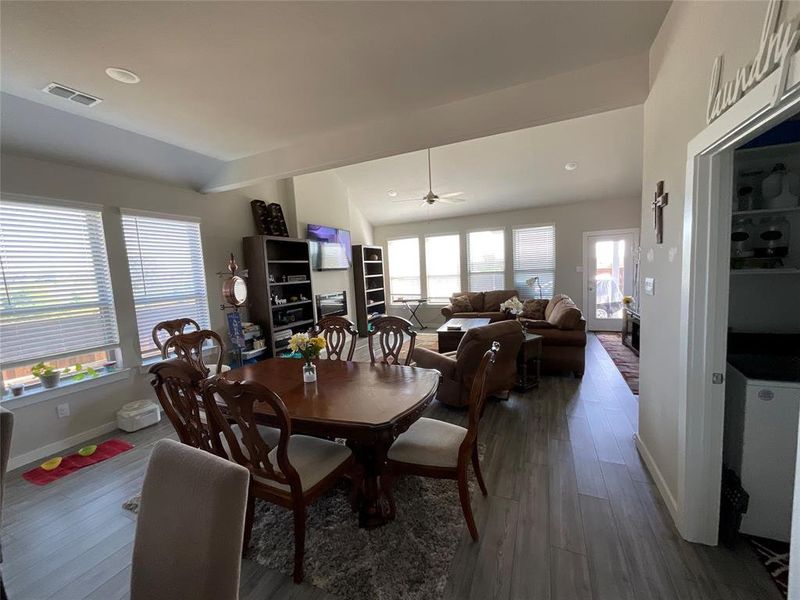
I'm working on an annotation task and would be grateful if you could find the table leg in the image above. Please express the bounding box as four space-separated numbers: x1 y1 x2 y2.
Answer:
347 436 393 528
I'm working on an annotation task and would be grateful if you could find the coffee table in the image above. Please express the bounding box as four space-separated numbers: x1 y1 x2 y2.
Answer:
437 317 491 353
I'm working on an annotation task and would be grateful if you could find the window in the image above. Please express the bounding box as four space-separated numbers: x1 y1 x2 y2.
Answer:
467 230 505 292
122 211 210 359
512 225 555 299
425 234 461 303
387 237 420 302
0 199 120 384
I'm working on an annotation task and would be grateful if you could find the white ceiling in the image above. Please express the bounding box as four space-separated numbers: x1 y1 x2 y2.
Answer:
0 1 668 189
336 105 644 225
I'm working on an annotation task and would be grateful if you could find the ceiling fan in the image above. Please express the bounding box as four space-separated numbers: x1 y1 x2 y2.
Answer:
391 148 467 207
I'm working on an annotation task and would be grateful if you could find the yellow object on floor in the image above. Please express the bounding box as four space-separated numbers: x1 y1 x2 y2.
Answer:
78 445 97 457
40 456 62 471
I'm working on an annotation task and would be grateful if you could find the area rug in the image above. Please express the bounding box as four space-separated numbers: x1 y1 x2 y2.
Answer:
747 535 789 598
124 472 476 600
596 333 639 394
23 439 134 485
414 331 439 353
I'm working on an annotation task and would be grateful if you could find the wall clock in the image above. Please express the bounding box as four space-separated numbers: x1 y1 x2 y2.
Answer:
222 253 248 307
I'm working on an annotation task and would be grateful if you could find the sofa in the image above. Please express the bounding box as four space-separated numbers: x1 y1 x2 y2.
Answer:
440 290 518 322
518 294 587 377
412 320 525 407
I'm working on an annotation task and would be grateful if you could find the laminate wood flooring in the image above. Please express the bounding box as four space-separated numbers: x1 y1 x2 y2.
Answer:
0 335 782 599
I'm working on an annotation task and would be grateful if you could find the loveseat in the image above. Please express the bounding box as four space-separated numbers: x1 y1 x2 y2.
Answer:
440 290 518 322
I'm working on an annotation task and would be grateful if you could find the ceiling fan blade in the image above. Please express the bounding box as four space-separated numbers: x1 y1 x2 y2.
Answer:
440 191 464 198
436 196 466 204
391 196 424 203
420 200 430 208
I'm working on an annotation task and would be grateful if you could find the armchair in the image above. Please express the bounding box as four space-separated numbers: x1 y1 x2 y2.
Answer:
411 320 524 407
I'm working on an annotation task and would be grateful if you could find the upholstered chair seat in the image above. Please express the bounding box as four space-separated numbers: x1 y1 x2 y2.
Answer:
255 435 353 492
387 418 467 468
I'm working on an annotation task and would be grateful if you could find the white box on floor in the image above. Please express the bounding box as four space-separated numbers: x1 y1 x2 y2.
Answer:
117 399 161 432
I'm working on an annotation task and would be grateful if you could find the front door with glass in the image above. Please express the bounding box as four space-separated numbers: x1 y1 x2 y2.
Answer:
583 230 637 331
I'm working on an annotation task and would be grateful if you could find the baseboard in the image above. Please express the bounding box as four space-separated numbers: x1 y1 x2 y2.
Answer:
8 421 118 472
634 433 680 526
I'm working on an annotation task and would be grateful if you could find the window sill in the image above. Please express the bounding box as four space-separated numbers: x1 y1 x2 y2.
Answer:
1 368 133 410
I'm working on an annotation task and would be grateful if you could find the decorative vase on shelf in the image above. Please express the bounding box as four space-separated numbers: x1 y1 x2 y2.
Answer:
303 362 317 383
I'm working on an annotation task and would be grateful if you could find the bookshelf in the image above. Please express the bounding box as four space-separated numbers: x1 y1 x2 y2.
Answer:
352 244 386 337
243 235 316 357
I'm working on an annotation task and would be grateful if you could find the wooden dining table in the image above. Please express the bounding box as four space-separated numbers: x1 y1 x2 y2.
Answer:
222 357 440 528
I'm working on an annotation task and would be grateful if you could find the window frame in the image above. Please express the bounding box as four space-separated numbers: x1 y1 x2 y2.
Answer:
466 228 506 293
423 233 462 305
511 223 557 300
386 236 423 305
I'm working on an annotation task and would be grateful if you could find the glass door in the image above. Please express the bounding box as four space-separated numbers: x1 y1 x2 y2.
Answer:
584 231 636 331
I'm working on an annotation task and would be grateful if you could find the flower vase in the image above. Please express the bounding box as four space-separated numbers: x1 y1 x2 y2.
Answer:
302 361 317 383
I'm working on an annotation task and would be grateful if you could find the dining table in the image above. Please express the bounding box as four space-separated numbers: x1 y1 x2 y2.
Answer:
222 357 440 528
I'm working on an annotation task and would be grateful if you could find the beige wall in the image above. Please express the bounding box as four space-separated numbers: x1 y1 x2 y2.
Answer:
638 0 800 506
0 152 292 463
373 196 641 326
291 170 374 320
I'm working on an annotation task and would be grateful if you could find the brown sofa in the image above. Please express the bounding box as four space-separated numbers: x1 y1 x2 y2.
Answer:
440 290 518 322
412 320 524 407
518 294 587 377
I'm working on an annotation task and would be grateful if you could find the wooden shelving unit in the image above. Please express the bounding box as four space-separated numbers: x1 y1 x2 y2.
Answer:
352 244 386 337
243 235 316 357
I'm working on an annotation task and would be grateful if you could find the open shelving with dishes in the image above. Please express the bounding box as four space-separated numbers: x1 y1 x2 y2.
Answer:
243 235 316 358
352 244 386 337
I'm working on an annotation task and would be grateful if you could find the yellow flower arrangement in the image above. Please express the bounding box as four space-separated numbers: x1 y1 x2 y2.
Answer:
288 333 326 363
622 295 634 306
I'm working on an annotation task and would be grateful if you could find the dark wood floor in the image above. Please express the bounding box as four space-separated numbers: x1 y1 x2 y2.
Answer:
1 335 781 600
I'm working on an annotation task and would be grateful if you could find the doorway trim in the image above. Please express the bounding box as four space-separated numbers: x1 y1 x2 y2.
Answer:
676 51 800 545
581 228 639 331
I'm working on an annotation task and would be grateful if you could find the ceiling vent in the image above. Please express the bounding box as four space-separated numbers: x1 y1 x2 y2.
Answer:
42 82 102 107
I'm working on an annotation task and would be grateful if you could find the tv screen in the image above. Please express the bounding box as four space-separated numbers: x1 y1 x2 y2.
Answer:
307 224 352 270
316 291 347 319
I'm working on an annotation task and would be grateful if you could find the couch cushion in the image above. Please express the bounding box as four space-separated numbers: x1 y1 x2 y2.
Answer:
521 299 548 320
388 417 467 468
450 311 508 322
519 318 556 330
483 289 518 312
549 301 583 330
451 291 484 312
545 294 571 319
451 295 473 313
528 328 587 347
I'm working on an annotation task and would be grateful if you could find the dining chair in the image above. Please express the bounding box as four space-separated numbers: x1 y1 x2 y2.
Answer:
367 315 417 366
201 377 355 583
385 341 498 541
161 329 226 377
130 439 250 600
150 358 279 456
310 316 358 361
152 317 201 354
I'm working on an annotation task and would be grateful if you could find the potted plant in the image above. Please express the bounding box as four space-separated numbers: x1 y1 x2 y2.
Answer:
288 333 326 383
31 362 99 389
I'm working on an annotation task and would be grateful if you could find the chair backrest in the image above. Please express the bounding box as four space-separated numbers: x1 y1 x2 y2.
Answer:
149 358 221 454
0 406 13 543
310 316 358 361
152 318 201 353
202 377 301 495
462 342 499 451
455 320 524 394
368 315 417 366
130 439 250 600
161 329 224 378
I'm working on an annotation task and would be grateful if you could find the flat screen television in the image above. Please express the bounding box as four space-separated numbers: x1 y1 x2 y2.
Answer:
316 291 347 319
307 224 352 270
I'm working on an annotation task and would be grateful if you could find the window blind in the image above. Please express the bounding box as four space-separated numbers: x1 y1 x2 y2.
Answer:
0 199 119 366
387 237 421 301
425 234 460 303
512 225 555 299
467 229 505 292
122 212 210 359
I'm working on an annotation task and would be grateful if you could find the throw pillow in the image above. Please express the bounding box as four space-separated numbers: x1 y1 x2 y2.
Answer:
550 302 583 330
451 295 473 313
521 299 548 320
545 294 571 319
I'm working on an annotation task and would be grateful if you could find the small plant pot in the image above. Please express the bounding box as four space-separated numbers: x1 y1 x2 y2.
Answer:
39 372 61 389
10 385 24 397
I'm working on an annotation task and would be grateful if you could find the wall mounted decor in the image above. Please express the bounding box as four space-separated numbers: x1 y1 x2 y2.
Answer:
250 200 290 237
653 180 669 244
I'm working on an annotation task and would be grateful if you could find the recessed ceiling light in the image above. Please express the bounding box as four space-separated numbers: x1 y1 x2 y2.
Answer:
105 67 141 84
387 190 398 197
565 162 578 171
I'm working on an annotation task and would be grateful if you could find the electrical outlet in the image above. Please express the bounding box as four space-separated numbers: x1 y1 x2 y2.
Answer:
56 403 70 418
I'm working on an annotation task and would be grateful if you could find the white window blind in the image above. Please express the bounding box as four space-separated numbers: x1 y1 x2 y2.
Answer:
387 237 421 301
513 225 555 299
425 234 461 303
0 199 119 366
467 229 505 292
122 212 210 359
